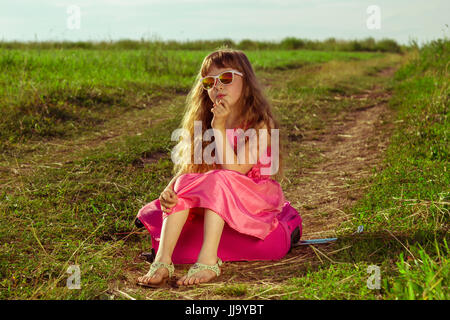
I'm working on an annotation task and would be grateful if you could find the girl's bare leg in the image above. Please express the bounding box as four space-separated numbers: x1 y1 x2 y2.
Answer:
138 209 189 285
177 208 225 286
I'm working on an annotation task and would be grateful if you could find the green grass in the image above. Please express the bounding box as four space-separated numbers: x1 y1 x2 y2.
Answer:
336 38 449 299
388 239 449 299
0 47 383 151
0 39 447 300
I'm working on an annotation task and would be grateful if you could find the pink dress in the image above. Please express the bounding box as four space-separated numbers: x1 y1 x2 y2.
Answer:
136 122 302 263
164 123 286 240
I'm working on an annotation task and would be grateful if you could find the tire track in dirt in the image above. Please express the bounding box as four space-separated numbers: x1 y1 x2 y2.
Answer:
284 75 397 239
0 95 184 192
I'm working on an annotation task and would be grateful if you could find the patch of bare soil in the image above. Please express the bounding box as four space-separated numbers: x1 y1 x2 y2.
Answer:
0 95 180 191
285 83 396 239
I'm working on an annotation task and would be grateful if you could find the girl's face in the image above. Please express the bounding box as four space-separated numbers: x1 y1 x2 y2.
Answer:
205 65 244 114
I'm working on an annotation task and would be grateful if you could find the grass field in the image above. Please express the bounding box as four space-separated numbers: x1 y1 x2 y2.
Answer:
0 47 383 150
0 39 448 300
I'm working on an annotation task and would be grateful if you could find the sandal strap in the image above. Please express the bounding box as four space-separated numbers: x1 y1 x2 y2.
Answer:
187 258 223 278
148 261 174 278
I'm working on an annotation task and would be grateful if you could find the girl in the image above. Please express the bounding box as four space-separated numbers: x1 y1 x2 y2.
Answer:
136 48 301 288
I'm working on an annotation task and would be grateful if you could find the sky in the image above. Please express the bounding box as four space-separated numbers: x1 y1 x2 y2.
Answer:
0 0 448 45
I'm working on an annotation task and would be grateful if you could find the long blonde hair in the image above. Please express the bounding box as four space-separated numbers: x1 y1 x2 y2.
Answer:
172 48 285 182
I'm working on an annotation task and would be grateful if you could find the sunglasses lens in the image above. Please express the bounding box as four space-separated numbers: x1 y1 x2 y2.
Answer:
202 77 215 89
219 72 233 84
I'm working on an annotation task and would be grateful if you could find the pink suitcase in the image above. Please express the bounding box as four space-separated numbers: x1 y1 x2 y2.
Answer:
136 200 302 264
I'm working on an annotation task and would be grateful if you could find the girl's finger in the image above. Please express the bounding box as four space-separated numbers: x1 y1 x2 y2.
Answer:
218 103 226 112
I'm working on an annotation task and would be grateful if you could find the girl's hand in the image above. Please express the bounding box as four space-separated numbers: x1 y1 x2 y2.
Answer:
159 187 178 213
211 98 230 129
